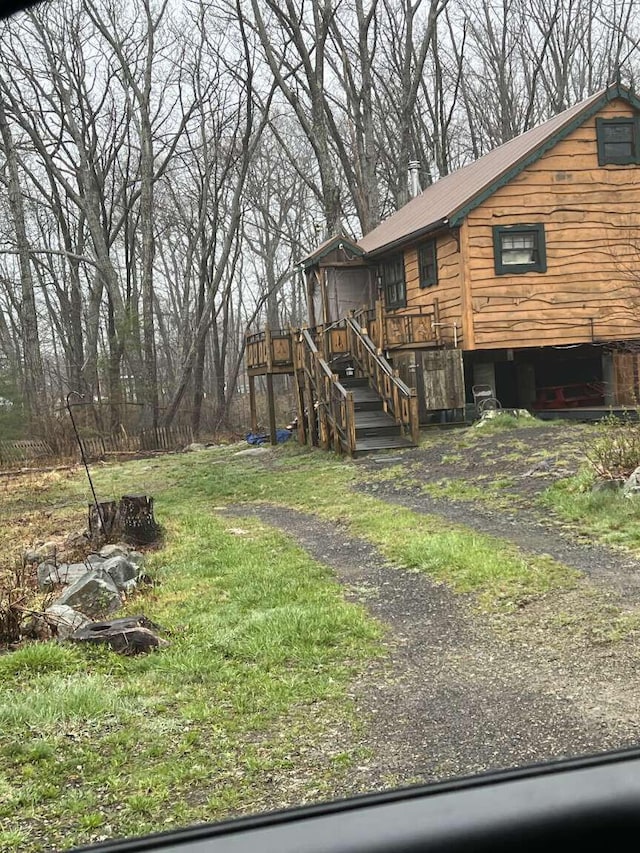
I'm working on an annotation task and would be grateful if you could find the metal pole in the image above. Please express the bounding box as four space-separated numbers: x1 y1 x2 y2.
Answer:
66 391 105 532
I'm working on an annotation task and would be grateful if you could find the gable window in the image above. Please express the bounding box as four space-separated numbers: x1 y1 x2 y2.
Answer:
596 117 640 165
419 240 438 288
380 254 406 308
493 224 546 275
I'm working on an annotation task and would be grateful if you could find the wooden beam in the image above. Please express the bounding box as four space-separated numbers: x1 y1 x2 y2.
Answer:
248 373 258 434
320 268 330 325
266 373 277 446
459 219 476 349
295 374 306 446
375 298 385 352
306 270 317 328
265 326 273 372
304 369 316 447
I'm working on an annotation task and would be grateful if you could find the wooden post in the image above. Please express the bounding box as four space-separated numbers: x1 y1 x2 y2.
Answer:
319 399 329 449
295 375 306 446
346 392 357 456
266 373 277 446
304 370 315 447
306 269 317 329
320 268 330 325
409 392 420 445
375 298 385 352
248 374 258 434
265 326 273 372
432 298 441 345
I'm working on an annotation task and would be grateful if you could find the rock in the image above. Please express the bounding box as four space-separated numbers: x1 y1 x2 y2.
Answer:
234 447 270 456
24 541 58 564
523 460 553 477
186 442 206 452
20 614 53 641
478 408 534 424
44 604 89 641
99 543 130 559
101 555 139 591
592 478 624 494
623 466 640 497
37 556 105 591
127 551 144 567
65 530 90 549
54 569 122 618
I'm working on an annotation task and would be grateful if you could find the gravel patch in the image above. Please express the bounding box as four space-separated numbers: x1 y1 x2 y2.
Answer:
226 504 640 792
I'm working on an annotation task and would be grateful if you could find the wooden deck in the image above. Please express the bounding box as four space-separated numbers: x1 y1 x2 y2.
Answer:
245 302 441 379
244 317 420 455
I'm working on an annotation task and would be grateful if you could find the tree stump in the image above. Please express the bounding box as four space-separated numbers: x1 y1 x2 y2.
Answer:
116 495 161 545
88 500 118 540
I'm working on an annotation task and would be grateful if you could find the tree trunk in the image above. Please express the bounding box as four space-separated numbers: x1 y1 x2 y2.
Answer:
0 93 45 422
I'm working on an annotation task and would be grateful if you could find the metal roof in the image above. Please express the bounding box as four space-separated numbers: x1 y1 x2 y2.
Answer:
358 84 634 256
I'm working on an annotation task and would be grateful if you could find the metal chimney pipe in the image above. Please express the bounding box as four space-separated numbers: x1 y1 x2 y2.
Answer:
408 160 421 198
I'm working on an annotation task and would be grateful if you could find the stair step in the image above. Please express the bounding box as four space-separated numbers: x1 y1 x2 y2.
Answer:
340 377 370 388
354 411 400 438
354 411 397 428
350 388 384 412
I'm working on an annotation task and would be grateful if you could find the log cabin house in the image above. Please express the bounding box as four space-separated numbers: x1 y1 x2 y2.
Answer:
246 82 640 455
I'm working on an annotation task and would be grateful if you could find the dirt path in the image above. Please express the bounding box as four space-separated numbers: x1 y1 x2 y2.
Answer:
227 504 640 791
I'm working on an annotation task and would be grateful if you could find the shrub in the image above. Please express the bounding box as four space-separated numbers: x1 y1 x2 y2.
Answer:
585 415 640 480
0 559 33 644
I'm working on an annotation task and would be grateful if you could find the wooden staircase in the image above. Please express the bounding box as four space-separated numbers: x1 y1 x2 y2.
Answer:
291 319 419 458
338 375 417 455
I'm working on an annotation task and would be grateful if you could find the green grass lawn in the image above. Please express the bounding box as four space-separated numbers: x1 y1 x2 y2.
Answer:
0 441 586 850
0 450 383 851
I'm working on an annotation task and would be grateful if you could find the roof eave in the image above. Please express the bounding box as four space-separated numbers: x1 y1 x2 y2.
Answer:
299 235 365 270
360 218 449 259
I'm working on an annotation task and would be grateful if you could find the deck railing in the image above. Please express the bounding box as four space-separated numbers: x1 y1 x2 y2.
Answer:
297 328 356 455
353 301 440 351
246 327 294 372
346 317 419 445
247 303 443 377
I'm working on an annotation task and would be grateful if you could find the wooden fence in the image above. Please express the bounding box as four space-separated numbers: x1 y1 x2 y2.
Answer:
0 424 194 471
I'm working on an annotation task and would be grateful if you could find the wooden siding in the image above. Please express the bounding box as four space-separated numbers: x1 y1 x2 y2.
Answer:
465 97 640 350
396 231 462 345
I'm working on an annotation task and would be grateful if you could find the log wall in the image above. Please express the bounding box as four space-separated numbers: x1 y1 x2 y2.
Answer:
465 97 640 350
399 231 462 345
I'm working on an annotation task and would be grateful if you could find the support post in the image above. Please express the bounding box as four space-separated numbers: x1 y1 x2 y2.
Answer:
248 373 258 434
266 372 277 446
296 375 306 446
304 370 316 447
320 268 330 325
265 326 273 372
375 298 385 352
306 269 317 329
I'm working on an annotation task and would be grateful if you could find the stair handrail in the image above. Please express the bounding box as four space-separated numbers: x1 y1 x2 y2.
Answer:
345 317 419 445
298 328 356 455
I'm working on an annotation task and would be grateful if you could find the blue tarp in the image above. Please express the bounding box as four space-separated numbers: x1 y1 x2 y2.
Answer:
246 429 292 446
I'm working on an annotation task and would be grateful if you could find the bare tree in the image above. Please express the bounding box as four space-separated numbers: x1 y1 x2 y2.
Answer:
0 92 45 420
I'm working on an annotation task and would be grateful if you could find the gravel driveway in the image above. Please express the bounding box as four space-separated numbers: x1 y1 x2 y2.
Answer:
229 502 640 793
